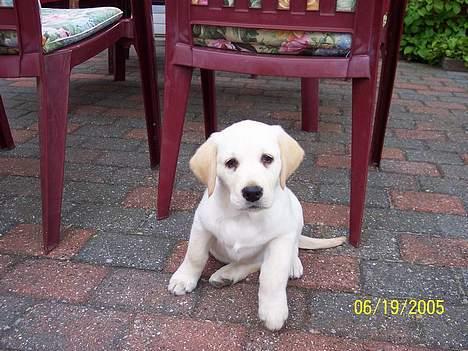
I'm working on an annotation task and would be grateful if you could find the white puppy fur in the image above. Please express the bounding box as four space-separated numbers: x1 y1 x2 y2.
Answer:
168 120 346 330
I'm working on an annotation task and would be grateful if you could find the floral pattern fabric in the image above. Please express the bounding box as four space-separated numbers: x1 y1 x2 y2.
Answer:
192 0 356 12
193 25 352 56
0 7 122 55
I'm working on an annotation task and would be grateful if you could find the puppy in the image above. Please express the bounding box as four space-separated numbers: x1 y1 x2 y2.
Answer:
168 120 346 330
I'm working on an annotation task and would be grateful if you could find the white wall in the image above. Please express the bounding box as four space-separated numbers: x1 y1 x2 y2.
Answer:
152 5 165 35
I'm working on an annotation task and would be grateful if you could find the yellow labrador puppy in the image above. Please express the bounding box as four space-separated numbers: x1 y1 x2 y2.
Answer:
168 120 346 330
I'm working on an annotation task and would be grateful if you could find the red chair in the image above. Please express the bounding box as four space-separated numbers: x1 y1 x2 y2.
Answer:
0 0 160 252
157 0 387 247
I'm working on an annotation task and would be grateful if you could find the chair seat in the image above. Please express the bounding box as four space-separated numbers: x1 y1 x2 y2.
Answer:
192 0 356 12
0 7 123 54
193 25 352 57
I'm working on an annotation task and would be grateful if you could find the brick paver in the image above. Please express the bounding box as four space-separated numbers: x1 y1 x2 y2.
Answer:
0 47 466 350
391 191 465 215
0 224 95 259
290 253 359 292
400 234 468 267
0 259 109 303
123 186 201 211
302 202 349 227
124 315 247 351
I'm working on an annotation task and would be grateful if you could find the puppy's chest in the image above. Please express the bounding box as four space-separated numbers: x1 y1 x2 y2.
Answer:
211 217 272 261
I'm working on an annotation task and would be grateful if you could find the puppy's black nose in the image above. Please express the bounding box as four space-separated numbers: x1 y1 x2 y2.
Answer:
242 186 263 202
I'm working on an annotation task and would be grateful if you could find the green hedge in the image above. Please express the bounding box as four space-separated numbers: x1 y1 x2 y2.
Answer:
400 0 468 67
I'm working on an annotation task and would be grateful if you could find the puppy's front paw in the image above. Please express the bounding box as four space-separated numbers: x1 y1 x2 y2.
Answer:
258 295 288 331
168 272 198 295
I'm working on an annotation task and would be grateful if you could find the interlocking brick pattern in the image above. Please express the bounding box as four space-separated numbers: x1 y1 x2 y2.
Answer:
0 45 466 349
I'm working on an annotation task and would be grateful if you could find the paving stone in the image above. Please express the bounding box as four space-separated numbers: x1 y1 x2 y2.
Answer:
381 147 406 160
0 295 34 333
62 204 149 233
316 155 350 169
419 305 467 350
1 303 131 351
0 175 40 198
245 329 437 351
390 191 465 215
319 184 390 208
11 129 36 144
290 253 359 292
367 171 419 190
123 186 201 211
406 150 464 165
0 157 39 177
306 292 426 346
418 177 468 206
436 214 468 238
79 136 143 152
63 181 129 206
428 141 468 154
290 168 349 184
0 255 14 277
138 210 194 240
286 181 318 202
439 165 468 180
380 160 440 177
77 232 176 271
95 150 152 169
92 268 195 315
1 195 43 225
193 282 307 329
400 234 468 267
123 314 247 351
362 261 462 302
357 230 400 260
394 129 446 141
0 259 108 303
363 208 443 234
302 202 349 227
0 224 95 260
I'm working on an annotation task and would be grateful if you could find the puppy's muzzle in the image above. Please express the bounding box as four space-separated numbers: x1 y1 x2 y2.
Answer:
242 186 263 203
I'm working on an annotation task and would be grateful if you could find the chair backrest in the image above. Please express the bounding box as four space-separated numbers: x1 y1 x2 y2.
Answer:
168 0 385 58
0 0 42 55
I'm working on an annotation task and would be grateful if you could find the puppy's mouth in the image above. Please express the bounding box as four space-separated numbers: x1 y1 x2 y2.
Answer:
243 203 267 211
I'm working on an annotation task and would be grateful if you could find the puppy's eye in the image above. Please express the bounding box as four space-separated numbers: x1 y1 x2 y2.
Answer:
261 154 274 166
225 158 239 169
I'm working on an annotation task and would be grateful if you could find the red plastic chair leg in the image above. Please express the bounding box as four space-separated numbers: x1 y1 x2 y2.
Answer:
300 78 319 132
37 54 71 253
157 64 193 219
349 77 375 247
370 0 408 167
113 40 126 81
0 96 15 150
200 69 217 139
108 47 114 75
133 0 161 168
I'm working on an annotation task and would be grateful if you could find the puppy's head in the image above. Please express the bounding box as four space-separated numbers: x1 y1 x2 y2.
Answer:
190 120 304 210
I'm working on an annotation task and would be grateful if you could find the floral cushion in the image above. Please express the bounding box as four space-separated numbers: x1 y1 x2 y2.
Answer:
193 25 352 56
192 0 356 12
0 7 123 55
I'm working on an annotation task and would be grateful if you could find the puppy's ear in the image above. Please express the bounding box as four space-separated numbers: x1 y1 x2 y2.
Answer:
277 127 304 189
190 134 218 196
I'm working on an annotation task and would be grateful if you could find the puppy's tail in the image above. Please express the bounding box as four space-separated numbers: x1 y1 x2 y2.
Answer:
299 235 347 250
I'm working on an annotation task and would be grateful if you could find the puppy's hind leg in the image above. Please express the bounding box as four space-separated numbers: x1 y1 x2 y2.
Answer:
209 262 261 288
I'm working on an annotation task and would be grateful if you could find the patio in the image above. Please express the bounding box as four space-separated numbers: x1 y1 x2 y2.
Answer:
0 40 467 350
